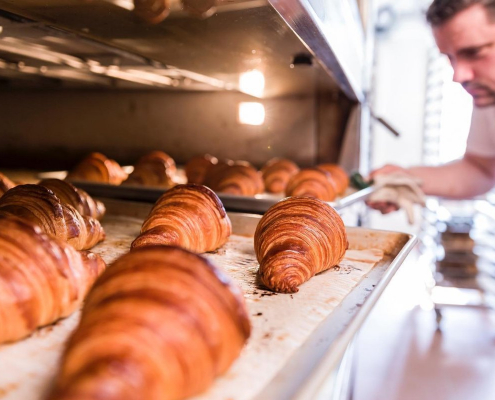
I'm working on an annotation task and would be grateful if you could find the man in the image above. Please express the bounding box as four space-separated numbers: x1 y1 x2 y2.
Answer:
370 0 495 215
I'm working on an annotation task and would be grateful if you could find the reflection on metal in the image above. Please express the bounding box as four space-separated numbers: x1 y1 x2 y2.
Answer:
238 102 265 125
0 0 342 97
268 0 365 102
239 69 265 97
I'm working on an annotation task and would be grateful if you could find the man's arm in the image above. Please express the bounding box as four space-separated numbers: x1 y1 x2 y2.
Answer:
407 153 495 198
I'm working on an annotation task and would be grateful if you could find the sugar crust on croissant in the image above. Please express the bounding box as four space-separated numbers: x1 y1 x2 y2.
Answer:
39 179 106 220
0 184 105 250
254 196 348 293
124 151 176 188
66 152 128 185
48 246 251 400
261 158 300 194
0 216 105 344
285 167 337 202
131 184 232 253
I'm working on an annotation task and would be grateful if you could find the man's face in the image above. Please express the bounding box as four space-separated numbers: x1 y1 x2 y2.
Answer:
433 4 495 107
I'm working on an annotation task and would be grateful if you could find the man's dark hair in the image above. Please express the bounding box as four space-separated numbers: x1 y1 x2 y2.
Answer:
427 0 495 26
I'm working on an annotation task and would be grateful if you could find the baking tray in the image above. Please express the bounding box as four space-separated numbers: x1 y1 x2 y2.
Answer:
51 180 373 213
36 168 373 213
0 199 416 400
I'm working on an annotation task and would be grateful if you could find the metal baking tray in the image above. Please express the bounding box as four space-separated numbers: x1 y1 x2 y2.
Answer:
0 198 416 400
36 168 373 213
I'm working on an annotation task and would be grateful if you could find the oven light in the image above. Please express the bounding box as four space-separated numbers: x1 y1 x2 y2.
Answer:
238 102 265 126
239 69 265 97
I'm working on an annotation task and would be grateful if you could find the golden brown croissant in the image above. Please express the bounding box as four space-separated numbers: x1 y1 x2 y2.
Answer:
318 164 349 196
133 0 170 24
131 184 232 252
48 246 251 400
0 216 105 344
39 179 106 220
261 158 300 193
285 167 337 201
123 150 176 188
206 164 264 196
185 154 218 185
0 172 16 196
0 185 105 250
66 152 128 185
254 196 348 293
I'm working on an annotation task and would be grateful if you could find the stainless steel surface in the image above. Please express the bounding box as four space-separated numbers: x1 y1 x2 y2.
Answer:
268 0 366 101
0 0 341 97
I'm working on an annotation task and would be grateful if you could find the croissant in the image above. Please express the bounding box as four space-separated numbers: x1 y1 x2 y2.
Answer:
185 154 218 185
124 151 176 187
133 0 170 25
66 152 128 185
0 216 105 344
285 167 337 201
39 179 106 220
48 246 251 400
131 184 232 252
254 196 348 293
0 185 105 251
206 164 264 196
0 172 16 196
261 158 300 193
318 164 349 195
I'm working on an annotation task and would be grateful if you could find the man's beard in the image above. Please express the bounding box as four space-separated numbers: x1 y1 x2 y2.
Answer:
462 82 495 107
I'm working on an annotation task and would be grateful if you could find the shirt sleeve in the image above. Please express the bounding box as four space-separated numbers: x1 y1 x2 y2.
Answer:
466 106 495 158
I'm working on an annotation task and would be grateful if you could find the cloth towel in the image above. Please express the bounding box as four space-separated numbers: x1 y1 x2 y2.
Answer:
368 173 426 224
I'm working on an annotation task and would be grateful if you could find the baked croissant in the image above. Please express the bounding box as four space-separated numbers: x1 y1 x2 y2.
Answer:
131 184 232 253
133 0 170 24
206 164 264 196
123 151 176 188
66 152 128 185
0 172 16 196
48 246 251 400
254 196 348 293
285 167 337 201
318 164 349 195
0 185 105 251
185 154 218 185
261 158 300 193
39 179 106 220
0 216 105 344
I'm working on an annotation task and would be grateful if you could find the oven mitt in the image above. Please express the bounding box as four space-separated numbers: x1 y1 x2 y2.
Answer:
369 173 426 224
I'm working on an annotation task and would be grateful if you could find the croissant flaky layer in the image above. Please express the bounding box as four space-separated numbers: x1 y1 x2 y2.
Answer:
285 168 337 202
39 179 106 220
206 164 264 196
317 164 349 195
0 184 105 250
261 158 300 194
0 172 16 196
48 246 251 400
132 184 232 253
66 152 128 185
254 196 348 293
124 151 176 187
185 154 218 185
0 216 106 344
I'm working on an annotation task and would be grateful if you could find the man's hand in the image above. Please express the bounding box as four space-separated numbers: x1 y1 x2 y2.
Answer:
366 164 410 215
